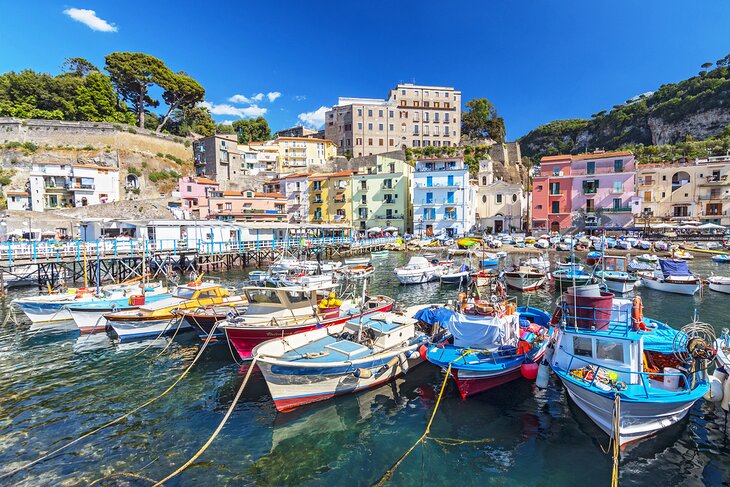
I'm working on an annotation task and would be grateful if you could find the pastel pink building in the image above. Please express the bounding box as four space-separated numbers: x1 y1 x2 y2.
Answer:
532 151 640 232
179 176 219 218
203 190 288 222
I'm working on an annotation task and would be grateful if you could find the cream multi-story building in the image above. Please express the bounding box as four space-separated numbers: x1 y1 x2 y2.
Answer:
325 83 461 157
28 162 120 212
352 154 413 234
636 156 730 225
251 137 336 173
475 159 527 233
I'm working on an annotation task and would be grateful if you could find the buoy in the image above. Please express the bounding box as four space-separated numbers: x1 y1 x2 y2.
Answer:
705 375 724 403
354 368 373 379
419 344 429 361
536 358 550 389
721 375 730 412
521 362 539 380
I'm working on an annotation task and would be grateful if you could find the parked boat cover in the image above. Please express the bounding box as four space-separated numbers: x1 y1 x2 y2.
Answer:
414 307 455 326
447 313 518 349
659 259 692 278
642 323 680 354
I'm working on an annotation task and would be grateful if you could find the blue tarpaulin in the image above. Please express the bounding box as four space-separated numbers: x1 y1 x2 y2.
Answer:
414 306 456 326
659 259 692 278
643 322 681 354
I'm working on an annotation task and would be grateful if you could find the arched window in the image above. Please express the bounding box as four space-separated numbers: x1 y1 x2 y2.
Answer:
671 171 690 191
512 194 517 203
481 176 487 185
482 195 487 203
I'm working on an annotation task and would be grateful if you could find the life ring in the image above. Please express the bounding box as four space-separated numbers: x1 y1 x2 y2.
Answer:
632 296 646 331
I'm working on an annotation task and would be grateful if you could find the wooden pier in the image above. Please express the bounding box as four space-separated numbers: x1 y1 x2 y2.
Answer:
0 237 397 288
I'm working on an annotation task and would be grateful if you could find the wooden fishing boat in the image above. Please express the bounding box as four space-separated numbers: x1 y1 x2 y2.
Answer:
344 257 370 266
504 265 546 291
638 259 700 295
254 312 439 411
425 303 552 398
104 282 245 340
394 256 443 285
549 292 712 446
336 263 375 279
708 276 730 293
596 255 639 294
68 291 172 333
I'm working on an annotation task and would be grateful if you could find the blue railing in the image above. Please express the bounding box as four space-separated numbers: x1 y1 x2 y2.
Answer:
560 302 632 336
0 237 398 265
557 347 699 399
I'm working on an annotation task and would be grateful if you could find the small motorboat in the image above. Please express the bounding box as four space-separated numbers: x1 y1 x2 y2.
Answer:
504 265 547 291
253 311 442 411
549 292 713 446
615 240 632 250
394 256 443 285
336 263 375 279
175 303 249 339
344 257 371 266
595 255 639 294
371 250 389 257
672 249 694 260
426 302 552 398
654 241 670 252
440 263 472 286
535 239 550 249
477 252 500 268
552 263 594 288
68 291 172 334
712 254 730 264
471 269 499 289
638 259 701 295
457 237 484 249
637 253 659 264
637 240 652 250
708 276 730 293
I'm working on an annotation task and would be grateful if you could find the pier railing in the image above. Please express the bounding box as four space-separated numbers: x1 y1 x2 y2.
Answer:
0 236 398 266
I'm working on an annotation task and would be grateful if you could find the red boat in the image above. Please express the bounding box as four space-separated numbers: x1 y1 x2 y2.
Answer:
219 284 394 361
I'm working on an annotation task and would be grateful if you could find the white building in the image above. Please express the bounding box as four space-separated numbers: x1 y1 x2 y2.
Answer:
412 157 476 238
475 159 527 233
6 190 31 211
29 163 120 212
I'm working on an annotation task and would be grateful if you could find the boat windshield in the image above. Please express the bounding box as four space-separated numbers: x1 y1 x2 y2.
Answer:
246 289 283 304
173 287 197 299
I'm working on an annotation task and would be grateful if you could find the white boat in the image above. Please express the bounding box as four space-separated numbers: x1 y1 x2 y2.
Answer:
253 312 435 411
535 239 549 249
638 259 701 295
637 240 652 250
504 265 546 291
672 249 694 260
344 257 370 266
550 295 712 446
637 253 659 263
439 263 472 285
708 276 730 294
335 264 374 280
394 256 443 285
596 255 639 294
67 289 172 333
615 240 632 250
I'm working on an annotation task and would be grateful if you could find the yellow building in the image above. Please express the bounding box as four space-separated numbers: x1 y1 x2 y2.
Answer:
308 171 357 224
252 137 337 173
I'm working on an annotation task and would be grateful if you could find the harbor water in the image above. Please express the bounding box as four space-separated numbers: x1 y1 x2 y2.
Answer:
1 251 729 486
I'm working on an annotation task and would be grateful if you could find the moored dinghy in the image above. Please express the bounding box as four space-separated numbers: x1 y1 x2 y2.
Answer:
596 255 639 294
504 265 547 291
708 276 730 293
394 256 443 284
549 291 713 446
254 312 442 411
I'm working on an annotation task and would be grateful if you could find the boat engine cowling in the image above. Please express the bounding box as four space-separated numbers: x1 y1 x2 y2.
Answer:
705 375 724 403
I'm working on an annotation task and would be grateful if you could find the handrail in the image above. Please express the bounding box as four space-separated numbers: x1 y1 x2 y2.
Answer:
557 346 698 398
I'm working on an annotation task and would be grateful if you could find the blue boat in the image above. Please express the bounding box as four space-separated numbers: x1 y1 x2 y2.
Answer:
549 292 712 446
425 305 552 398
552 264 594 287
712 254 730 263
67 292 172 333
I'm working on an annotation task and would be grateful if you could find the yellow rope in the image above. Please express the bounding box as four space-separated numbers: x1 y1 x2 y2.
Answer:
612 394 620 487
0 322 220 481
151 358 258 486
372 362 453 487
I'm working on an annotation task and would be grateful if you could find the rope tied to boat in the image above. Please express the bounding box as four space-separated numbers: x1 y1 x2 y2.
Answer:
0 321 222 481
600 392 621 487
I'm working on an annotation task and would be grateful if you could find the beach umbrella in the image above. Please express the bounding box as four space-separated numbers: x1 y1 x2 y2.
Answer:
384 226 398 232
683 220 701 225
677 224 698 230
367 227 382 233
651 223 675 229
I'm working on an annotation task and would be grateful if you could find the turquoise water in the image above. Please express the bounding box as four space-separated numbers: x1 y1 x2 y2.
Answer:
0 252 729 486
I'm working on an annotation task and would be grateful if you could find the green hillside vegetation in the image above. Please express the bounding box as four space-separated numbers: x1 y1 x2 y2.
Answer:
0 55 216 137
520 54 730 161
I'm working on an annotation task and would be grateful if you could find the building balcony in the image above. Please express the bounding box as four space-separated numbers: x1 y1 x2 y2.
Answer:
44 185 69 192
72 184 95 192
415 183 461 189
604 206 633 213
583 189 597 195
374 215 404 220
698 175 730 186
383 200 397 205
572 167 633 176
312 199 324 204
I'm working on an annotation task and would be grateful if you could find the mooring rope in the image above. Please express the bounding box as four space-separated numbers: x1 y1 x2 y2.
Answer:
600 393 621 487
0 322 221 481
151 358 258 486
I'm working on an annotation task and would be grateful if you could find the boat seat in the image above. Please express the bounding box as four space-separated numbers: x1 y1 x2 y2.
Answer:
324 340 370 358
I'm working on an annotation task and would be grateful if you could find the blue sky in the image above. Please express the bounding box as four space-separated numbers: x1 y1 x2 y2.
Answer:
1 1 729 139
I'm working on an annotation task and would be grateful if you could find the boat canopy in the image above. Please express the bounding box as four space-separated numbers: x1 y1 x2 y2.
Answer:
642 324 680 354
659 259 692 278
414 306 455 326
446 313 512 349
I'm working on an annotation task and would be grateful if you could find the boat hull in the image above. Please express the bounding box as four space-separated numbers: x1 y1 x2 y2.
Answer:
224 300 393 361
640 276 699 295
560 377 698 446
709 281 730 294
258 351 422 412
69 309 112 333
15 300 72 323
452 366 523 399
109 316 191 340
601 277 638 294
504 273 546 291
395 269 440 284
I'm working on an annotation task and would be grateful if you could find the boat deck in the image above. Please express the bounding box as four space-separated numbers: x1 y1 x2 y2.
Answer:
281 335 373 363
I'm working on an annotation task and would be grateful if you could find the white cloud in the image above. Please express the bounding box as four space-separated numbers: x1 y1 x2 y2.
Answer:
251 93 265 102
267 91 282 102
293 95 306 102
63 8 117 32
200 101 267 118
219 120 235 126
228 94 251 104
297 106 329 129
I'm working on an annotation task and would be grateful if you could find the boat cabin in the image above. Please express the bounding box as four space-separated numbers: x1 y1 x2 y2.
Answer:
172 282 230 300
243 283 338 315
602 255 628 273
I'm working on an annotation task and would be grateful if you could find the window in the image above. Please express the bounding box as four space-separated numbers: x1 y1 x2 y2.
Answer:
356 138 362 145
225 203 232 210
444 113 449 123
424 125 429 135
434 113 440 123
379 123 384 131
549 182 560 195
613 181 623 193
425 192 433 203
368 123 373 130
496 194 502 204
586 199 595 212
379 139 384 146
482 195 487 203
614 159 624 172
413 125 419 135
360 181 367 190
368 138 373 145
361 195 367 204
368 109 373 117
448 175 454 186
389 163 395 173
389 139 394 146
389 110 394 117
583 179 598 194
358 122 363 130
447 191 455 204
389 124 394 131
596 340 624 362
379 110 383 117
187 185 192 192
573 337 593 358
426 176 433 187
552 168 560 176
357 108 362 116
551 201 560 213
613 198 622 209
586 161 595 174
512 194 518 203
